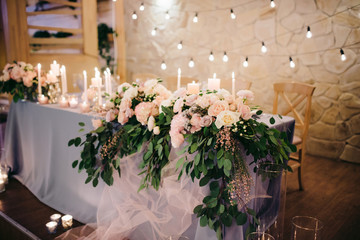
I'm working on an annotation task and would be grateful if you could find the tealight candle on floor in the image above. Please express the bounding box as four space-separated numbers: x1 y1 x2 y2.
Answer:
46 221 57 234
38 94 48 104
0 178 5 193
50 213 61 223
187 81 200 95
69 97 78 108
59 96 69 108
1 172 8 184
61 215 73 229
80 101 90 113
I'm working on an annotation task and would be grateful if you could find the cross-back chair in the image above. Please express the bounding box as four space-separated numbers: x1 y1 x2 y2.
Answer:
272 82 316 191
164 76 199 92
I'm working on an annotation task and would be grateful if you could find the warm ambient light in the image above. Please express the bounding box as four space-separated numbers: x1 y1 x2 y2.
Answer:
270 0 276 8
151 27 157 36
132 11 137 20
222 52 229 62
289 57 295 68
139 3 144 11
177 41 183 50
340 48 346 61
193 13 198 23
161 61 167 70
230 9 236 19
306 26 312 38
188 58 195 68
209 51 214 61
261 42 267 53
243 57 249 67
165 11 170 20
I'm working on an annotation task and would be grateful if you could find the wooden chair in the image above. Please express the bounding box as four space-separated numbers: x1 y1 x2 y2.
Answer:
132 73 159 82
222 79 252 92
164 76 199 92
272 82 316 191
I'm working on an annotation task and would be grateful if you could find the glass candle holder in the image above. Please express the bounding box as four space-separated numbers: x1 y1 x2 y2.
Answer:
38 94 49 104
80 101 90 113
291 216 323 240
69 96 78 108
59 95 69 108
50 213 61 224
46 221 57 234
61 214 73 229
247 232 275 240
0 178 5 193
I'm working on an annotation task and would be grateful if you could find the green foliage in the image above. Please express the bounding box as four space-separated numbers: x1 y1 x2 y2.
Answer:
98 23 116 73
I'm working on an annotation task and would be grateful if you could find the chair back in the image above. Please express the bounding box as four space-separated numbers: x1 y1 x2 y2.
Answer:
164 76 199 92
222 79 252 92
132 73 159 82
272 82 315 143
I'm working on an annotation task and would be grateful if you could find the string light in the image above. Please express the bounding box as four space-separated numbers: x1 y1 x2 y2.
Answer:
209 51 214 61
270 0 276 8
289 57 295 68
151 27 157 36
132 11 137 20
306 26 312 38
340 48 346 61
230 9 236 19
188 58 195 68
139 3 145 11
161 61 167 70
165 11 170 20
261 42 267 53
243 57 249 67
193 13 198 23
223 52 229 62
177 41 183 50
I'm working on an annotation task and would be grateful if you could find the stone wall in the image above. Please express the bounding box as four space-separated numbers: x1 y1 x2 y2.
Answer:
100 0 360 162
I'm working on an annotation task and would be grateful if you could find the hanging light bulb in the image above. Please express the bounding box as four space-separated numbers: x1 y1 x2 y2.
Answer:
230 9 236 19
340 48 346 61
151 27 157 36
188 58 195 68
165 11 170 20
222 52 229 62
177 41 183 50
289 57 295 68
209 51 214 61
132 11 137 20
261 42 267 53
161 61 167 70
243 57 249 68
306 26 312 38
270 0 276 8
193 13 198 23
139 3 145 11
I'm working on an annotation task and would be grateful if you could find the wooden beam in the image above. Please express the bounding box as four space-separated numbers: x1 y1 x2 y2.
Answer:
27 25 82 34
114 0 127 82
45 0 81 8
30 44 82 50
26 9 81 16
81 0 98 57
29 37 83 45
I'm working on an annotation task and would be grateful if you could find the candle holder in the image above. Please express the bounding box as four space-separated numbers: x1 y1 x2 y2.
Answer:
80 101 90 113
46 221 58 234
0 178 5 193
37 94 49 105
50 213 62 225
61 215 73 229
69 96 79 108
59 95 69 108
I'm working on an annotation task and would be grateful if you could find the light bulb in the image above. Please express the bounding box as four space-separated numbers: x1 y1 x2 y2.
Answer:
223 52 228 62
165 11 170 20
243 57 249 68
193 13 198 23
139 3 144 11
188 58 195 68
306 26 312 38
161 61 167 70
340 49 346 61
270 0 276 8
261 42 267 53
177 41 183 50
289 57 295 68
209 51 214 61
230 9 236 19
151 27 157 36
132 11 137 20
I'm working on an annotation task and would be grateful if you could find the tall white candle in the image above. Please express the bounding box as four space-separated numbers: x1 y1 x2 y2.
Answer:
208 73 221 91
60 65 67 94
98 82 102 106
177 68 181 90
37 63 42 95
83 70 87 102
104 71 108 94
232 72 235 98
106 68 112 94
50 60 60 76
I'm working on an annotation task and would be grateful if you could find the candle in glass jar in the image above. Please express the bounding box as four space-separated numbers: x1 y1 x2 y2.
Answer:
37 63 42 95
80 101 90 113
46 221 57 233
1 171 8 184
208 73 221 91
0 178 5 193
38 94 48 104
50 214 61 223
50 60 60 76
187 81 200 95
69 97 78 108
177 68 181 90
61 215 73 228
59 96 69 108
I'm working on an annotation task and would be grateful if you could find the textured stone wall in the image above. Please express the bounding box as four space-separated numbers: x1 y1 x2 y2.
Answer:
101 0 360 162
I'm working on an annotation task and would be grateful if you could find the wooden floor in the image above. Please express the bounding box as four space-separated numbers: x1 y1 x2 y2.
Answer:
0 155 359 239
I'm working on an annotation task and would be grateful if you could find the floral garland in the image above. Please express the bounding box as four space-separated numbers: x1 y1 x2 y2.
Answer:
0 61 54 102
69 79 295 239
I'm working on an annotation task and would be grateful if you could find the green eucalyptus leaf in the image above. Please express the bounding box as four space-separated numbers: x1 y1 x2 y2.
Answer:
72 160 78 168
236 213 247 225
199 176 210 186
200 215 208 227
96 126 106 133
194 153 201 165
224 159 232 171
79 122 85 127
269 117 275 124
176 157 184 170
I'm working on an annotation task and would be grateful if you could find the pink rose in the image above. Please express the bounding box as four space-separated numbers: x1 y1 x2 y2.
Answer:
119 98 132 112
91 119 103 129
10 65 25 82
190 114 202 133
118 111 129 125
2 71 10 81
173 88 187 98
124 108 134 118
185 94 198 106
238 103 252 120
23 75 33 87
237 90 254 101
170 113 187 134
173 98 184 113
87 88 96 101
209 95 220 104
153 126 160 135
46 72 57 83
3 63 12 71
170 131 184 148
196 95 211 109
200 115 213 127
106 110 116 122
134 102 154 125
208 100 229 117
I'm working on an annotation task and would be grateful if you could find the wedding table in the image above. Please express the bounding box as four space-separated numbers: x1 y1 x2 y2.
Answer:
4 101 295 239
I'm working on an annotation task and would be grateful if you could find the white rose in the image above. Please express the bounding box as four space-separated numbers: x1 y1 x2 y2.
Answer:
91 119 103 129
143 79 158 94
148 116 155 131
117 82 131 93
214 110 240 129
196 95 211 109
123 86 138 99
217 89 231 99
172 88 187 99
154 84 171 98
104 100 115 110
153 126 160 135
236 90 255 101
